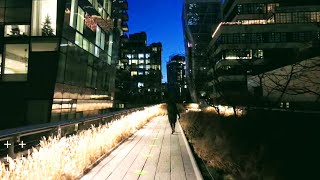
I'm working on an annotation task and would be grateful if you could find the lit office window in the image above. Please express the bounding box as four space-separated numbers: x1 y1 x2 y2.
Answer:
139 60 144 64
31 0 57 36
146 53 150 58
131 71 137 76
138 82 144 88
138 53 144 59
131 59 138 64
5 25 30 37
4 44 29 81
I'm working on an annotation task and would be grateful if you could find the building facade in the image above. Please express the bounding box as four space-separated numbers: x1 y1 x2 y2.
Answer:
207 0 320 107
182 0 221 102
0 0 126 130
116 32 162 107
167 55 188 102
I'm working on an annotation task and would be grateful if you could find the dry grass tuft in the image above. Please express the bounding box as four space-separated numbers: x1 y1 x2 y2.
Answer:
0 105 167 180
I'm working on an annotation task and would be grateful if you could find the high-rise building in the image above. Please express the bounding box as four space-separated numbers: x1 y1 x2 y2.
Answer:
116 32 162 107
207 0 320 107
0 0 126 130
167 55 188 102
182 0 222 102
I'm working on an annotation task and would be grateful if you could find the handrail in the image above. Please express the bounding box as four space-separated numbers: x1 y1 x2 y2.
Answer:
0 106 152 157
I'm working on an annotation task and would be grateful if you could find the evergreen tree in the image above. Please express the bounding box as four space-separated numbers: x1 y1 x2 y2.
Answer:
42 15 54 36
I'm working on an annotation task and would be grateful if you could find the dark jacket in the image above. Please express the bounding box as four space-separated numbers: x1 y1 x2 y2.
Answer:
167 102 179 123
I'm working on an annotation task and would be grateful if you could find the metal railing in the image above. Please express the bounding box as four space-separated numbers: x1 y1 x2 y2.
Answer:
0 106 148 158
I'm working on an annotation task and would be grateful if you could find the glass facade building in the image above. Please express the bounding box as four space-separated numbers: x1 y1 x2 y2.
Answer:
182 0 221 102
0 0 127 129
166 55 188 102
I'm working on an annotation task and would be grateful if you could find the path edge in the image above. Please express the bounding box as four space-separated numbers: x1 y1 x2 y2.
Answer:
177 120 204 180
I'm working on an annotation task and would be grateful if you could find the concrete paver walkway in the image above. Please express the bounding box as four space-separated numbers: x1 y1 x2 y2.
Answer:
81 116 203 180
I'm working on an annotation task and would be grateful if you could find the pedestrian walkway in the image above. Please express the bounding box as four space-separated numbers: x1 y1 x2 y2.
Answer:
81 115 203 180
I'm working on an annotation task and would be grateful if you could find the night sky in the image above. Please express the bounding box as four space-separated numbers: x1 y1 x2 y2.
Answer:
127 0 185 83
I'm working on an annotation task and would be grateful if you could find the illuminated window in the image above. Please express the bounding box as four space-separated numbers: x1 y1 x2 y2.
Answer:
138 71 143 75
146 65 151 70
31 0 57 36
138 82 144 88
139 65 144 69
3 44 29 81
146 59 150 64
131 71 137 76
131 59 138 64
139 60 144 64
138 53 144 59
5 25 30 37
146 53 150 58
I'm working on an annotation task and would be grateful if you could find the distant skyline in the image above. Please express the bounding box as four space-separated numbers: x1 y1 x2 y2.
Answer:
127 0 185 83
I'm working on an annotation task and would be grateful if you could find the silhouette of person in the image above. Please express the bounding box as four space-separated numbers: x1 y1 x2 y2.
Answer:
167 99 180 134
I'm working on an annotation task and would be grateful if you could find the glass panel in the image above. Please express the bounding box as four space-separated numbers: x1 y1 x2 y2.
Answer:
96 26 101 47
4 25 30 37
83 38 89 51
0 8 4 22
75 32 83 47
69 0 78 28
100 31 105 50
5 8 31 23
31 0 57 36
86 66 92 87
57 53 66 83
4 44 29 81
89 43 94 54
76 7 84 33
94 46 99 57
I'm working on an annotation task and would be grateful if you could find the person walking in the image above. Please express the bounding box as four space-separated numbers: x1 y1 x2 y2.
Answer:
167 100 180 134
